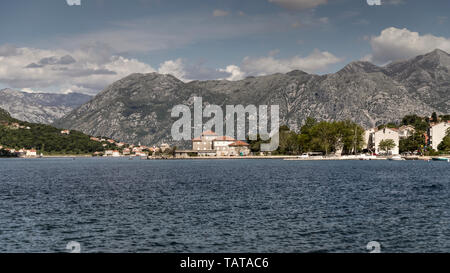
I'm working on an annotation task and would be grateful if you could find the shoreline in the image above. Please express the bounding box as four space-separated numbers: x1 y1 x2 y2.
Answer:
2 155 449 161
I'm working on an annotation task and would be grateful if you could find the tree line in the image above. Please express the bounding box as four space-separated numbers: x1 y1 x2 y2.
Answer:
249 118 365 155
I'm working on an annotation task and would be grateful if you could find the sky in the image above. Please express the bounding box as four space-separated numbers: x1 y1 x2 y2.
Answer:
0 0 450 94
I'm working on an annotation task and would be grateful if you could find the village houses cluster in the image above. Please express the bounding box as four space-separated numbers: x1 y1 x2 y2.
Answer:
88 136 171 157
363 121 450 155
0 146 38 158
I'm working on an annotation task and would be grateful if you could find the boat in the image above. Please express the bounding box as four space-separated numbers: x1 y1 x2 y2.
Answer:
432 157 450 162
388 155 405 161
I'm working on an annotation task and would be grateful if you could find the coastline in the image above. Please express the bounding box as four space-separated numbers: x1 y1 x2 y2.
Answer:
2 155 449 161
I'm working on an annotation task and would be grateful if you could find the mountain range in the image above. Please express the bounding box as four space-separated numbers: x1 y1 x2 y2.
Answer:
18 49 450 146
0 89 92 124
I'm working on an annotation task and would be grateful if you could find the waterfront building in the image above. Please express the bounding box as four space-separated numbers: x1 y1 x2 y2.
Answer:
26 149 37 157
228 141 251 156
213 136 236 156
191 130 250 157
193 131 217 151
369 128 400 155
428 121 450 151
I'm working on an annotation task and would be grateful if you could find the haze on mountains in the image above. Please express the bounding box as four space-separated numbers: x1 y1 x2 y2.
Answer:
48 49 449 146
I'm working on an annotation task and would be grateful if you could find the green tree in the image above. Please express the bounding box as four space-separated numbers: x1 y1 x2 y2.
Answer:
310 121 337 155
438 128 450 152
399 133 425 153
431 112 438 123
401 114 429 132
379 139 396 155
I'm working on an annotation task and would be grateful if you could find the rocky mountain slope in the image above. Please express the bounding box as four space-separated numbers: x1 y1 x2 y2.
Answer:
54 49 450 146
0 89 92 124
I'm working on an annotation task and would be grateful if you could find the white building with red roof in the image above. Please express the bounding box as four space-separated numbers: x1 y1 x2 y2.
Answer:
228 141 251 156
213 136 236 156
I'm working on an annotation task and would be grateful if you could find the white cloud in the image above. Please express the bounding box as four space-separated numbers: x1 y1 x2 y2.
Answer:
367 27 450 64
0 44 343 94
213 9 229 17
158 59 232 82
241 49 342 75
268 0 328 10
157 49 342 83
158 59 187 81
0 45 155 94
219 65 246 81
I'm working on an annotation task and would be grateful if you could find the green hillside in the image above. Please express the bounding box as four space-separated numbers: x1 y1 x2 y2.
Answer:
0 108 114 154
0 108 14 122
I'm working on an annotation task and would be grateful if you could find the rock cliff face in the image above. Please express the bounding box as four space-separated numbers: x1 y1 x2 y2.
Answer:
54 50 449 145
0 89 92 124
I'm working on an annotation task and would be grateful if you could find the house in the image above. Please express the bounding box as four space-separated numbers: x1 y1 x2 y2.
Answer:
398 125 415 139
112 150 121 157
90 137 100 142
428 121 450 151
104 150 114 157
26 149 38 157
192 130 217 151
369 128 400 155
122 148 131 155
228 141 250 156
61 129 70 135
212 136 236 156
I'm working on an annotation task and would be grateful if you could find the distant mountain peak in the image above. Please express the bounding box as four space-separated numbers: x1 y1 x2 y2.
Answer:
338 61 382 74
0 89 92 124
428 48 449 56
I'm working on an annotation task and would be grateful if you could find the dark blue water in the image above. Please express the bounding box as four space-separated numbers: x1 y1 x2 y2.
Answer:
0 158 449 253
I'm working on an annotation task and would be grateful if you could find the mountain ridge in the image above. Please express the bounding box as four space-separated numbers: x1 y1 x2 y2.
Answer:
54 49 449 146
0 89 92 124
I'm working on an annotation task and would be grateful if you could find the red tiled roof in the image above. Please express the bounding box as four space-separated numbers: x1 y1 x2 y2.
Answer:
229 141 249 147
213 136 236 141
202 130 217 136
192 137 201 142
